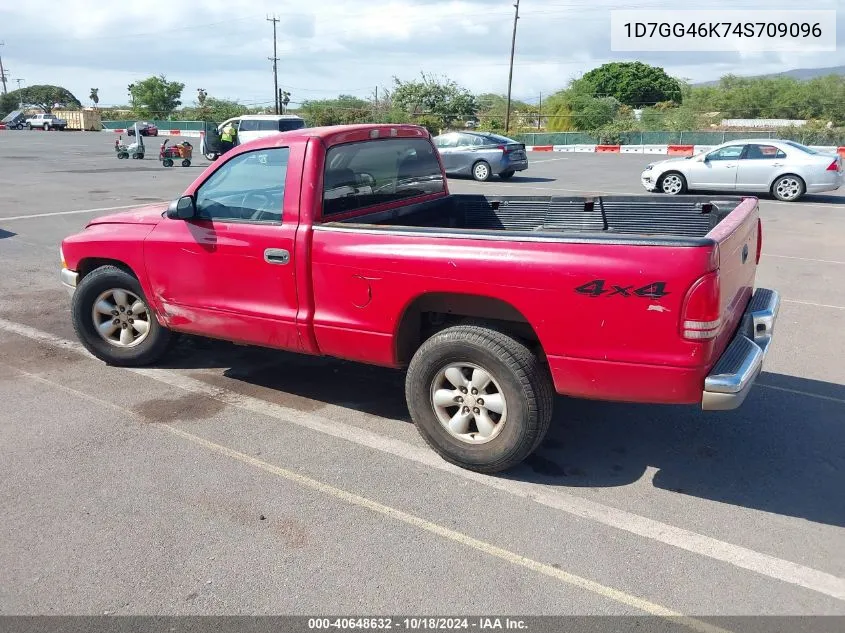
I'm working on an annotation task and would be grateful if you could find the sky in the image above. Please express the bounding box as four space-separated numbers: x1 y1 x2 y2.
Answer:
1 0 843 110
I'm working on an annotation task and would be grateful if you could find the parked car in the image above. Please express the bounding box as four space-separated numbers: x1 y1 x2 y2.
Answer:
203 114 307 160
433 131 528 181
25 113 67 131
60 124 778 473
641 139 843 202
126 122 158 137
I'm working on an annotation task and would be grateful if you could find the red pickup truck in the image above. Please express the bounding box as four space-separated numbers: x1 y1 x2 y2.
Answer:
60 124 780 473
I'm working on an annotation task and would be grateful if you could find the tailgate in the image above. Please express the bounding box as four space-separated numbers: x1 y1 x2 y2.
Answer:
506 143 526 161
706 197 761 364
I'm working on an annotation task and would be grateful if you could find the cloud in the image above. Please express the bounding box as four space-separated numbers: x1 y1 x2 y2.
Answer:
0 0 841 108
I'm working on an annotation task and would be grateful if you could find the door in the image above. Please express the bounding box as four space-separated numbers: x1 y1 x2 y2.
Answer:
735 143 788 191
688 144 745 190
434 133 461 172
144 146 302 350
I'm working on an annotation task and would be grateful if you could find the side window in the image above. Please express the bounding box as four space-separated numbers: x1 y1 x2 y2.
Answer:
707 145 745 161
322 138 445 216
237 120 258 132
195 148 289 222
456 134 481 147
435 134 459 148
744 144 786 160
279 119 305 132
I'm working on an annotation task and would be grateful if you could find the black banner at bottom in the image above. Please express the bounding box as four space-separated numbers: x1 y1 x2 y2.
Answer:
0 617 843 633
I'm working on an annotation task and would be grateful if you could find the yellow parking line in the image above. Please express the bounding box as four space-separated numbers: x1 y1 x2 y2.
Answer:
15 366 731 633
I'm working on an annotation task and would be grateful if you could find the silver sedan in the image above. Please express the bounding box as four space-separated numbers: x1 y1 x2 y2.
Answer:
641 139 843 202
433 131 529 181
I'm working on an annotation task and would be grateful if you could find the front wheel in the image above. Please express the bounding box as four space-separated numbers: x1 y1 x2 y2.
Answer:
43 123 50 131
71 265 173 366
182 159 191 167
659 171 687 195
26 123 32 130
771 174 805 202
405 324 554 473
162 158 174 167
472 161 492 182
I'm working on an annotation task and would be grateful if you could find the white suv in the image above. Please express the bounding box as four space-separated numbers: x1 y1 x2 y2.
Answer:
204 114 306 160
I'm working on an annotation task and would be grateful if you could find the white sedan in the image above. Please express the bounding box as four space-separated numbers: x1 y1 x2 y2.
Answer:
641 139 843 202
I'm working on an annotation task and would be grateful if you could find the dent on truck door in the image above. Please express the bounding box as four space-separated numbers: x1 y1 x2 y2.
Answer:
144 147 301 349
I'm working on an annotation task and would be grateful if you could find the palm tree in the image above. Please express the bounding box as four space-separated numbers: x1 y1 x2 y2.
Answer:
89 88 99 108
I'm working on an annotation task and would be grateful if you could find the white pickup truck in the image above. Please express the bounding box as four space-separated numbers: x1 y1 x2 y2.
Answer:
26 113 67 131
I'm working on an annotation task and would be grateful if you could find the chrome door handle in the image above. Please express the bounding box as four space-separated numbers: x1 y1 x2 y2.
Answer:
264 248 290 265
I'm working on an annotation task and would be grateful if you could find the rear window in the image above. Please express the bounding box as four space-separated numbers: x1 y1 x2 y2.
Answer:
278 119 305 132
783 140 818 155
482 133 518 145
322 138 445 216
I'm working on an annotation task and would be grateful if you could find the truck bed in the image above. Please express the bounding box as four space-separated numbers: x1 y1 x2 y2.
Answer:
333 194 745 245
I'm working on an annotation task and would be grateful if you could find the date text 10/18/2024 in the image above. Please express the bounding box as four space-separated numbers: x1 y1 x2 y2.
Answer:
308 618 528 630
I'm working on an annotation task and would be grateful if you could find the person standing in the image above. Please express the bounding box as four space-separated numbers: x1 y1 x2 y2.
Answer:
220 122 237 154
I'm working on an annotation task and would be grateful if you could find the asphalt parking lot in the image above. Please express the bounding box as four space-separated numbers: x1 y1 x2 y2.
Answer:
1 131 844 624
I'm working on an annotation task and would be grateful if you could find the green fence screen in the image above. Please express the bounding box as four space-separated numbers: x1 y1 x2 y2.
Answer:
513 130 845 146
102 120 206 131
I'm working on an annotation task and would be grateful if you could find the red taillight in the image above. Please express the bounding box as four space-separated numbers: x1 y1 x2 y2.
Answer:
756 217 763 264
681 272 721 340
497 144 508 152
827 159 839 171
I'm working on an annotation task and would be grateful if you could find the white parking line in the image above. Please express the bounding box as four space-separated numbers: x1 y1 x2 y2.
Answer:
9 366 731 631
765 254 845 266
783 299 845 311
0 202 165 222
1 316 844 602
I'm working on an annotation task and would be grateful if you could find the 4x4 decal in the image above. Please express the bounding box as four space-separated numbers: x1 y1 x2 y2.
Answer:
575 280 669 299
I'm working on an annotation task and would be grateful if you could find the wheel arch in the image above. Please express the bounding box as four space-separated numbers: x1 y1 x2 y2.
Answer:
395 292 543 366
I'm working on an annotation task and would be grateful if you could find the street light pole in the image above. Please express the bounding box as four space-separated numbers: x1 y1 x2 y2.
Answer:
504 0 520 134
267 15 280 115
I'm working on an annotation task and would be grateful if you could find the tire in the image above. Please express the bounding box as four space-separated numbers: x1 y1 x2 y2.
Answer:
43 123 50 131
659 171 687 195
26 123 32 130
137 153 144 160
405 324 554 473
771 174 805 202
205 152 218 161
71 265 172 367
182 159 191 167
499 170 515 180
118 152 128 159
472 161 492 182
163 158 174 167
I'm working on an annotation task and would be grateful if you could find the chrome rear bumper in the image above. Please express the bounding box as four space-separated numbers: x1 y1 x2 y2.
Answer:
701 288 780 411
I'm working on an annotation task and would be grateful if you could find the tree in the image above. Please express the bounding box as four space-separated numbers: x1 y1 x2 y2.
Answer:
89 88 99 108
576 62 683 107
128 75 185 118
298 95 373 127
391 73 478 129
181 97 249 123
0 85 81 114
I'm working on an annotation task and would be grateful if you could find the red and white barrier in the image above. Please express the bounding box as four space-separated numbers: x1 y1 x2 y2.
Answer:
552 145 576 152
595 144 621 153
103 128 202 138
693 145 715 155
642 145 669 154
667 144 695 156
573 144 596 152
621 145 644 153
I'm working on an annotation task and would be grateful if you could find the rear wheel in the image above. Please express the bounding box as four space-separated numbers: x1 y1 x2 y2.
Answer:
163 158 174 167
659 171 687 195
26 123 32 130
405 324 554 473
500 170 515 180
71 265 172 366
182 159 191 167
771 174 805 202
43 123 50 131
205 152 218 161
472 161 492 182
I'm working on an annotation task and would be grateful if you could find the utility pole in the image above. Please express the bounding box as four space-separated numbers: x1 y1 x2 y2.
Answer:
537 91 542 130
0 41 8 95
15 78 23 108
267 16 280 115
504 0 520 134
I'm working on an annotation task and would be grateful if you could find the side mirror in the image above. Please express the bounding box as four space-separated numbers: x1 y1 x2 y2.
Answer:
166 195 196 220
